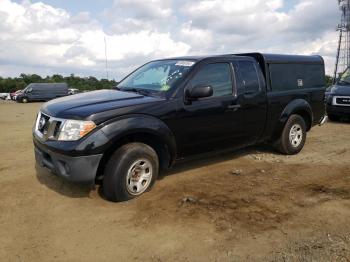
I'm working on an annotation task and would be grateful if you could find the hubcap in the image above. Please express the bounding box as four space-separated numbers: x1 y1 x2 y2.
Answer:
289 124 303 148
126 159 153 196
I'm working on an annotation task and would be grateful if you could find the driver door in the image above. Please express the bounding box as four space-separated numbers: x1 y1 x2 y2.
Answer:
175 60 248 156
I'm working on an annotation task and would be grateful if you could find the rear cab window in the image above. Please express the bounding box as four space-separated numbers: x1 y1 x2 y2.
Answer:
236 60 260 95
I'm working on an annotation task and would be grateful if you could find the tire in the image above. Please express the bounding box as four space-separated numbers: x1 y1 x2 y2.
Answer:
102 142 159 202
21 97 28 103
275 114 307 155
327 114 340 122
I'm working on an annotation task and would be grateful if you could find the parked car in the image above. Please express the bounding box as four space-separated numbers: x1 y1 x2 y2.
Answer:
68 88 80 95
16 83 68 103
0 93 9 100
10 90 22 100
326 68 350 121
33 53 326 202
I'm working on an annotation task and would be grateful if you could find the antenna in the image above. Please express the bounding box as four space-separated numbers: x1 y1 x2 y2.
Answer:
104 36 109 80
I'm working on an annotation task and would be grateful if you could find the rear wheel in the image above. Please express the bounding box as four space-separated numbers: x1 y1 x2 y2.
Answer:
102 142 159 202
275 114 306 155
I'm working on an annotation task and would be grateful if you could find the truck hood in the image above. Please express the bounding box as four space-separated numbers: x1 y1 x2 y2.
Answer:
41 89 164 120
329 84 350 96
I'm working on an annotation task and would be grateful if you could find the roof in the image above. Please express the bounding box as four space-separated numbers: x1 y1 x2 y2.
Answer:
26 83 68 89
237 53 324 64
156 53 324 65
155 55 214 62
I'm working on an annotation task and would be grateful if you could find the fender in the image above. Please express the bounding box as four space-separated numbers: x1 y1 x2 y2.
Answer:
99 114 177 164
272 99 313 140
55 114 176 160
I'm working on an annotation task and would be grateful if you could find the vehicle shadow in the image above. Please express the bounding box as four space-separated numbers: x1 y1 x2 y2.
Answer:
328 118 350 124
35 144 276 199
160 145 274 178
35 164 93 198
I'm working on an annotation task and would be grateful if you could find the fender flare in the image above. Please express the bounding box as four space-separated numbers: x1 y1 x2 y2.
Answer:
99 114 177 166
273 99 313 140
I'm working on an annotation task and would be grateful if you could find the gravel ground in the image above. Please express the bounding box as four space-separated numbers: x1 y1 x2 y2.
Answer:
0 100 349 261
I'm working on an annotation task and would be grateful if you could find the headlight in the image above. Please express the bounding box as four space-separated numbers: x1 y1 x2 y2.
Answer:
58 120 96 141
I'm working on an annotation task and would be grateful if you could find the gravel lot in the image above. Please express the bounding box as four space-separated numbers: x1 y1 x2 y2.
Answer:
0 100 350 261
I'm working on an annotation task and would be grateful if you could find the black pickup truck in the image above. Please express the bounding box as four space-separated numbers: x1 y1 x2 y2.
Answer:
33 53 326 202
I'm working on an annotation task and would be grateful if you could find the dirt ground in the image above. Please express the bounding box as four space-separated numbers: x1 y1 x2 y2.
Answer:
0 100 350 262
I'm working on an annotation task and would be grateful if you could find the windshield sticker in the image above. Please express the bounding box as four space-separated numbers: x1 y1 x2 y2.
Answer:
175 61 195 67
160 84 171 91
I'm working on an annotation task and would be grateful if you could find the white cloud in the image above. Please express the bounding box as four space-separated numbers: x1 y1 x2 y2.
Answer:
178 0 338 74
0 0 190 79
117 0 173 19
0 0 341 78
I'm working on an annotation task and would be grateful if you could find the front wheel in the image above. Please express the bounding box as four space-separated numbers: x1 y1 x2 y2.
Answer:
20 97 28 103
275 114 306 155
102 142 159 202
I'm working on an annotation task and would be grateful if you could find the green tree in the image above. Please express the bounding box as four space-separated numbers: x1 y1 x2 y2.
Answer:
0 73 117 93
325 75 334 87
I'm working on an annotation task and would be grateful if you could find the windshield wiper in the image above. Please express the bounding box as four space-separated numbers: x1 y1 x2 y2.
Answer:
120 88 151 96
338 80 350 85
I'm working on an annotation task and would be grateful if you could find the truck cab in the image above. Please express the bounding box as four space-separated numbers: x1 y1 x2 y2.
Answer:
33 53 326 202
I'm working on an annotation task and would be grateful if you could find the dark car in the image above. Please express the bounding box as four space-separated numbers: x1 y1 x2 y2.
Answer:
33 53 326 202
16 83 68 103
326 68 350 121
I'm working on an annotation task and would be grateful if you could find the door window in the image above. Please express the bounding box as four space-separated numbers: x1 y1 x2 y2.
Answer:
191 63 233 97
238 61 260 95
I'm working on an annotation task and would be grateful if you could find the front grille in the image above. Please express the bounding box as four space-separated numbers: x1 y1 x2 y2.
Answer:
333 96 350 107
53 121 62 138
336 97 350 105
35 112 63 140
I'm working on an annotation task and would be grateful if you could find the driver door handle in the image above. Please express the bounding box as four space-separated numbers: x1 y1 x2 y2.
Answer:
227 104 241 111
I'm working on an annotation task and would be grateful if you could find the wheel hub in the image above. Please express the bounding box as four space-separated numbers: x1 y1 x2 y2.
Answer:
126 159 153 196
289 124 303 148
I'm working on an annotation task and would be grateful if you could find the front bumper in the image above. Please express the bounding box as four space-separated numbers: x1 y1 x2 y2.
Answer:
34 142 102 184
327 104 350 116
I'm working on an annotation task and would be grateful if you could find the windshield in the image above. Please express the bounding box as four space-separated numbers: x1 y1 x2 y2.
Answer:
338 68 350 85
118 60 195 93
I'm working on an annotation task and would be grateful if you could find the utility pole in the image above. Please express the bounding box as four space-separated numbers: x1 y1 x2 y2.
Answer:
334 0 350 81
104 36 109 80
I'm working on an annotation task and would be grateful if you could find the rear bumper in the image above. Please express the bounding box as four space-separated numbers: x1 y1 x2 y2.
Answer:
34 144 102 184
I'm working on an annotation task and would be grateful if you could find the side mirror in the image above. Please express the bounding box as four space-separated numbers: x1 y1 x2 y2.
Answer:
26 88 33 93
186 85 213 100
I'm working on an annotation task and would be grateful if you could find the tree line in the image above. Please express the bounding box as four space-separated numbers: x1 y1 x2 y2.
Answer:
0 74 118 93
325 75 333 87
0 73 335 93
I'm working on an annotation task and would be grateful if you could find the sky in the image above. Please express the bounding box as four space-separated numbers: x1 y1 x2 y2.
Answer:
0 0 340 80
